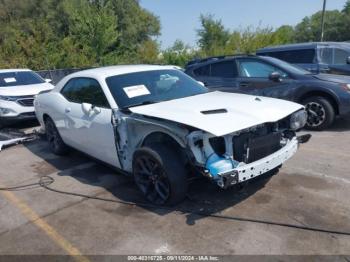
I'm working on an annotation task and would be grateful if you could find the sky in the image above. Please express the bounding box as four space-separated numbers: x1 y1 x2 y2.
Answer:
140 0 347 49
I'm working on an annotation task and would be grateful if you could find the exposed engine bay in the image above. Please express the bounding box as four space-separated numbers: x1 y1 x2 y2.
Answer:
187 120 310 188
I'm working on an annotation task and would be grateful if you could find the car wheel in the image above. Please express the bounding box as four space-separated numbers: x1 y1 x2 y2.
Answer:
302 96 335 131
0 118 7 129
45 117 69 155
132 144 188 206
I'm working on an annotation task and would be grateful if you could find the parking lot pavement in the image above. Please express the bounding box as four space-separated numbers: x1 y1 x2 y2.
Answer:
0 118 350 255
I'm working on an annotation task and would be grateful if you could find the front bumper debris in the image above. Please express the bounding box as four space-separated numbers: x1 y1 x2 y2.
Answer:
217 137 299 188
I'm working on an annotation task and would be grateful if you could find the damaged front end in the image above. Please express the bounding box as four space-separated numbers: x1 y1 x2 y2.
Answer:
187 116 310 189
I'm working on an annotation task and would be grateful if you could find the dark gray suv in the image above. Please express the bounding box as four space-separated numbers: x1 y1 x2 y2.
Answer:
185 55 350 130
257 42 350 76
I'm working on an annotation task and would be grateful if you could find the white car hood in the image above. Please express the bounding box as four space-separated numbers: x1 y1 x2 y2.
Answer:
0 82 54 96
129 91 303 136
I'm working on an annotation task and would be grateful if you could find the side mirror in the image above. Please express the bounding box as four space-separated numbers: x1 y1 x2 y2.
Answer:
346 56 350 65
92 106 101 114
81 103 92 114
45 78 52 83
269 72 282 82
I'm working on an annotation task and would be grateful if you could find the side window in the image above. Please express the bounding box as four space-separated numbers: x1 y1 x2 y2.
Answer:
319 48 333 64
334 48 349 65
238 60 287 78
193 65 210 77
267 49 316 64
287 49 316 64
61 78 110 108
210 60 238 78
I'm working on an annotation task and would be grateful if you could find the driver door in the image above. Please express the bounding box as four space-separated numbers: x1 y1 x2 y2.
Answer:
60 77 120 167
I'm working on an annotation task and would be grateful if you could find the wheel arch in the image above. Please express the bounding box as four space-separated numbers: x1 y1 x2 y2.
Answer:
138 131 188 164
42 113 51 123
298 90 339 115
141 131 185 151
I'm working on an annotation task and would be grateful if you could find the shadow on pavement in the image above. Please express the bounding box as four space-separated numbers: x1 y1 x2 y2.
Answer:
326 117 350 132
24 137 273 225
0 119 40 131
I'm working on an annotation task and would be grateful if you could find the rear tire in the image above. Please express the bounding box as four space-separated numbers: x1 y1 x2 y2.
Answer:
132 144 188 206
0 118 6 129
302 96 335 131
45 117 69 155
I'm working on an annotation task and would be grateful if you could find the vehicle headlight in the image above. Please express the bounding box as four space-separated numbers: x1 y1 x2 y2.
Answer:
290 110 307 130
0 107 11 115
340 83 350 92
0 95 16 101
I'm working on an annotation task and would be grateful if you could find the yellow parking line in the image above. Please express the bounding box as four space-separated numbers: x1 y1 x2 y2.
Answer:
0 188 90 262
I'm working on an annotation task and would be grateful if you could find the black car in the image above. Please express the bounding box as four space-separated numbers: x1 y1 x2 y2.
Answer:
185 55 350 130
257 42 350 76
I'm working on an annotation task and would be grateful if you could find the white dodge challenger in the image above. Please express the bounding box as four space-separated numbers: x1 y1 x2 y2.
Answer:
35 65 310 205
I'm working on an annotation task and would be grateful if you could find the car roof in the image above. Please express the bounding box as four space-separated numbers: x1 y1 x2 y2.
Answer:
186 54 257 68
257 42 350 53
67 65 180 79
0 69 31 73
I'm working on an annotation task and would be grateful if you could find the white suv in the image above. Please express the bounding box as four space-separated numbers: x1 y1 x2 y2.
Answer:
0 69 54 126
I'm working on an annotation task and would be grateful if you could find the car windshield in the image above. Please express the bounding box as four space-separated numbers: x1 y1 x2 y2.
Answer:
263 57 313 75
0 71 45 87
106 69 208 108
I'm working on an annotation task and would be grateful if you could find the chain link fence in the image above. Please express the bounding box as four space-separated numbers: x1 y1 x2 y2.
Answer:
35 68 88 85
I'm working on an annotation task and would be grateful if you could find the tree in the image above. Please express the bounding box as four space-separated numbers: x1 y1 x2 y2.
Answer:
294 10 345 42
62 0 118 66
197 14 230 56
273 25 295 44
161 40 197 67
0 0 161 70
341 0 350 41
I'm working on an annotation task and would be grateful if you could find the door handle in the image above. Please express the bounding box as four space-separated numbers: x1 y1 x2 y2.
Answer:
65 107 71 113
240 82 249 87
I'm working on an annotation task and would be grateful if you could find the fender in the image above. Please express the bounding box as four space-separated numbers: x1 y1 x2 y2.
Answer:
294 85 340 106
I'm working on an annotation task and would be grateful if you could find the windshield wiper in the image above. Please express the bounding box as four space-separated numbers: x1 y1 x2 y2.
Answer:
125 100 157 109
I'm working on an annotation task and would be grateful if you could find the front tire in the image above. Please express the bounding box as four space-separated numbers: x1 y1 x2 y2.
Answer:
132 144 188 206
302 96 335 130
45 117 69 155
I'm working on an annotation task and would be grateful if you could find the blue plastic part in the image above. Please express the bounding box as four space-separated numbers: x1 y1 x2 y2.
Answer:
205 154 238 179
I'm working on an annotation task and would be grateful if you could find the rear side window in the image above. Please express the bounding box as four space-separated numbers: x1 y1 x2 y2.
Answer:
319 48 333 64
334 48 349 64
61 78 110 108
319 48 350 65
210 61 238 78
193 65 210 76
193 60 238 78
262 49 316 64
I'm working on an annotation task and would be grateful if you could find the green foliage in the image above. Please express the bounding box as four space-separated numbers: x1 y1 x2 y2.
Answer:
0 0 160 70
197 14 230 56
161 40 198 67
1 0 350 70
195 17 297 58
294 10 344 42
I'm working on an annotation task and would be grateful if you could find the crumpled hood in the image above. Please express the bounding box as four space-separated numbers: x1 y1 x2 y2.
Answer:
129 91 303 136
313 73 350 84
0 82 54 96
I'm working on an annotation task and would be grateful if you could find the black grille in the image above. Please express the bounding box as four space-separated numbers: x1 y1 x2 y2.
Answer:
19 112 36 117
233 129 282 164
17 98 34 107
246 132 282 163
